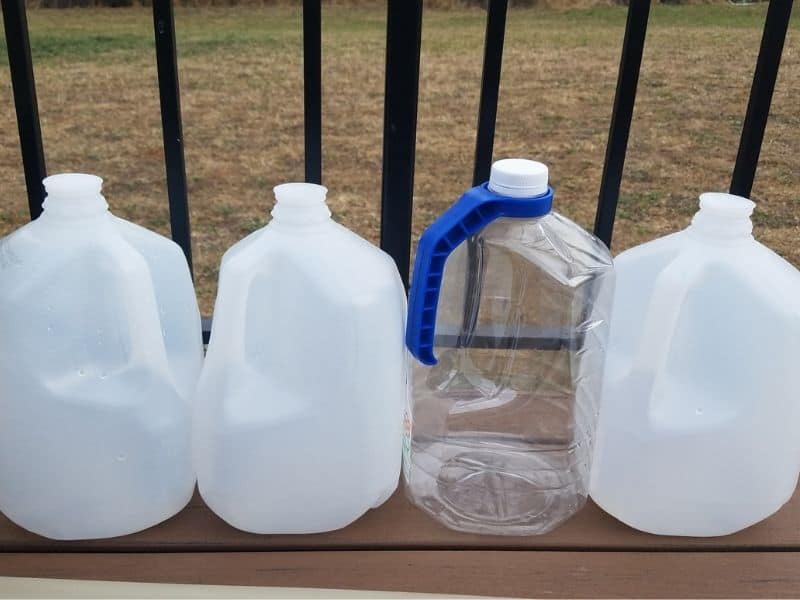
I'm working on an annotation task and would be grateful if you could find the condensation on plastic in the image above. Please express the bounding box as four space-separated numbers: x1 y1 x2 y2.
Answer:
591 192 800 537
404 206 615 536
193 183 407 534
0 173 203 540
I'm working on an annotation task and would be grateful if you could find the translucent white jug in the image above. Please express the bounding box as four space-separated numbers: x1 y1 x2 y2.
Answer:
591 192 800 536
0 174 203 540
404 159 614 535
194 183 406 534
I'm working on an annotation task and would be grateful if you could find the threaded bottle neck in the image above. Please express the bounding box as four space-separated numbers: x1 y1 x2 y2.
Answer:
688 192 754 241
271 182 331 226
41 173 109 220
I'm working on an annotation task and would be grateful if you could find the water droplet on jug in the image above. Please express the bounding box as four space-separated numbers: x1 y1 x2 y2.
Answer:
46 305 53 312
99 371 107 380
78 368 85 377
46 326 53 334
116 453 127 462
696 407 704 416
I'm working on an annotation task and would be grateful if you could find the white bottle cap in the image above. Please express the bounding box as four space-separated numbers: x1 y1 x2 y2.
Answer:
488 159 548 198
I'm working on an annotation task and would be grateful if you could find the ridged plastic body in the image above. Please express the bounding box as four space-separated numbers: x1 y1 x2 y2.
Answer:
591 195 800 536
405 212 614 535
194 191 406 534
0 207 202 540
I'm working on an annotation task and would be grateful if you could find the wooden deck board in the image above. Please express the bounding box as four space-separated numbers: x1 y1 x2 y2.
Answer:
1 550 800 598
2 485 798 596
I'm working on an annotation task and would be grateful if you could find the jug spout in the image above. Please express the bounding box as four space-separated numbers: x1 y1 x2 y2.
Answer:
689 192 755 241
271 182 331 226
42 173 109 219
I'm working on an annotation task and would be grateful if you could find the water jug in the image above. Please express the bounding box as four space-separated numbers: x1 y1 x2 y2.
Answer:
194 182 406 534
0 173 203 540
404 159 614 535
591 192 800 537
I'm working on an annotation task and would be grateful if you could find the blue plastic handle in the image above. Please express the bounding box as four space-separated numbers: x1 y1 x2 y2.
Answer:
406 183 554 365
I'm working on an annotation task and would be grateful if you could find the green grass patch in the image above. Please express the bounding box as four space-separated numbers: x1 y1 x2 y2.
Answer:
617 190 662 221
1 3 789 66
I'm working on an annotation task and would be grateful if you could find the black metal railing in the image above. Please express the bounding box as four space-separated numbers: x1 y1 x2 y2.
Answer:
1 0 795 338
731 0 793 198
2 0 45 220
303 0 322 185
153 0 192 273
380 0 423 290
594 0 651 248
472 0 508 188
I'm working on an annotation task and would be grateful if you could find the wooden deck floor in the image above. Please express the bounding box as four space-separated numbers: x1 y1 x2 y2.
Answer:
1 486 799 597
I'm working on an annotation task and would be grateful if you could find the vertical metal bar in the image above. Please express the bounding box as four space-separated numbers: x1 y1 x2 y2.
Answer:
463 0 508 343
152 0 193 273
303 0 323 184
380 0 423 288
730 0 793 199
2 0 47 219
472 0 508 187
593 0 651 248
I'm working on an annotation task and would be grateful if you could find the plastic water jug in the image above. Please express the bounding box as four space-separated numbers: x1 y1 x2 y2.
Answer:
194 182 406 534
591 192 800 537
404 159 614 535
0 174 203 540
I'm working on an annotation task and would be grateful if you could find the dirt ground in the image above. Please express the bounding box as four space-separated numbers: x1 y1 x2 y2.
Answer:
1 4 797 313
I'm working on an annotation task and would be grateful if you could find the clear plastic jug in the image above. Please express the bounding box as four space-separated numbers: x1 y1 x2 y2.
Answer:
193 183 407 534
591 192 800 536
0 174 203 540
404 159 614 535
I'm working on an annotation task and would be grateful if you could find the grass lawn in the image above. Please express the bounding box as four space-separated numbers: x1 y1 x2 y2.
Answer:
1 4 798 313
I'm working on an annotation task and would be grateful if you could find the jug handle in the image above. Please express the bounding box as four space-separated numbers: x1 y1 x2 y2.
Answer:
107 239 172 379
631 250 709 385
406 183 553 365
204 242 269 364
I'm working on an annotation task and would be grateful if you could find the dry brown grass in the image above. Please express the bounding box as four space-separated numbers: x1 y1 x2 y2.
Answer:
1 4 798 314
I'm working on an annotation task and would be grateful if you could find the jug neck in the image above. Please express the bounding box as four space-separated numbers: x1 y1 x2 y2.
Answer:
688 192 754 242
270 182 331 227
41 173 109 222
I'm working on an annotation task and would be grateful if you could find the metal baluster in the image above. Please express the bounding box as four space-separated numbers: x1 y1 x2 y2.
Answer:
593 0 651 248
462 0 509 348
380 0 424 289
303 0 323 184
730 0 793 199
2 0 46 219
153 0 193 272
473 0 508 186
